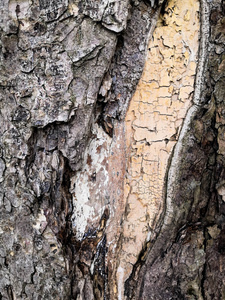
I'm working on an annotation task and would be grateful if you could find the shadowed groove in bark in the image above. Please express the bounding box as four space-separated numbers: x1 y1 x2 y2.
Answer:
98 0 163 137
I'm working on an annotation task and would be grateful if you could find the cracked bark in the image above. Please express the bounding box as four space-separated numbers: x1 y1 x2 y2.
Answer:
0 0 225 299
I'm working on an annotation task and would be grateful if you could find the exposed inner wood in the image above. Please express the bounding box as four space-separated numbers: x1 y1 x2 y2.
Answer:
117 0 200 297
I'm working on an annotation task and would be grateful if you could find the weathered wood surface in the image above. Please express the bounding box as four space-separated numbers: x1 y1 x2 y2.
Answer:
0 0 225 299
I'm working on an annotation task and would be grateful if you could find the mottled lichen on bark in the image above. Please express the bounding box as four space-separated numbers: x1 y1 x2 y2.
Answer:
0 0 162 299
0 0 119 298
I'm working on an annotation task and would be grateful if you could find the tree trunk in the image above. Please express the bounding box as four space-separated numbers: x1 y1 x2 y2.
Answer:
0 0 225 299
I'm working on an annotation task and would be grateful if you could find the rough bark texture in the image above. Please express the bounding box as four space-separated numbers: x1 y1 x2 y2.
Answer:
0 0 225 299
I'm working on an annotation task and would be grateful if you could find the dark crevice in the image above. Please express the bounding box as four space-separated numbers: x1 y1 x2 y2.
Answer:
96 0 161 139
201 226 207 300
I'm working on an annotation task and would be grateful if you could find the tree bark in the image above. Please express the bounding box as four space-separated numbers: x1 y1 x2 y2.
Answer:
0 0 225 299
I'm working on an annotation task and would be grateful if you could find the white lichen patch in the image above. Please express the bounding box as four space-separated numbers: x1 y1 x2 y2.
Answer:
68 3 79 17
8 0 31 20
71 125 112 240
33 209 48 234
72 173 94 240
8 0 33 31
